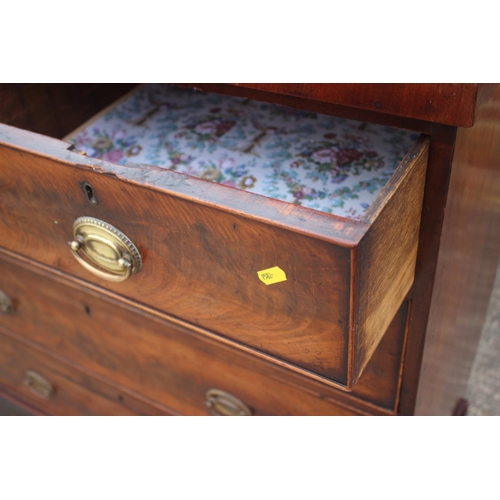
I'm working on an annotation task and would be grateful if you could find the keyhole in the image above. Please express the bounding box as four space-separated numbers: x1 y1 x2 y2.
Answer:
82 182 97 205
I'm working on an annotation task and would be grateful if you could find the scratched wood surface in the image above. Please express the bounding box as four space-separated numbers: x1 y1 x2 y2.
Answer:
0 121 426 389
0 132 351 384
0 253 410 414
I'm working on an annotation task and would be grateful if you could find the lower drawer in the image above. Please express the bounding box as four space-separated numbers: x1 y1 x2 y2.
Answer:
0 330 171 416
0 251 408 415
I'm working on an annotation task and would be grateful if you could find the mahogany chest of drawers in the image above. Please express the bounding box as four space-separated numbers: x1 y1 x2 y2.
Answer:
1 83 499 416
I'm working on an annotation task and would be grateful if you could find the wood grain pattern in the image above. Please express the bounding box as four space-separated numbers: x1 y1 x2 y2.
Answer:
0 253 409 415
0 329 172 416
352 137 429 386
0 123 368 247
0 123 426 389
6 83 490 416
0 134 350 384
186 84 479 128
414 85 500 415
396 125 458 415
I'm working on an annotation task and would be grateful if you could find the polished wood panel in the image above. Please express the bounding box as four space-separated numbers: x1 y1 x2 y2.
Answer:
0 330 171 416
1 82 491 415
0 84 137 139
397 124 458 415
414 85 500 415
352 300 409 411
0 132 350 385
0 252 411 415
188 84 478 128
0 123 426 389
354 139 428 384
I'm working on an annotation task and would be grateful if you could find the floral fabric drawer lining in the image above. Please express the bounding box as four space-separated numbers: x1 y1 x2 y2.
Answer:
67 84 419 220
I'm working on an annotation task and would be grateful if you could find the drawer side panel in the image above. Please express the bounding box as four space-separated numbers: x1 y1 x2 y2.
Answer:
352 138 429 386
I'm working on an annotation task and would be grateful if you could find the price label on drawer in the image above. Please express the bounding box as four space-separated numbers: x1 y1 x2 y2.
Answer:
257 266 287 285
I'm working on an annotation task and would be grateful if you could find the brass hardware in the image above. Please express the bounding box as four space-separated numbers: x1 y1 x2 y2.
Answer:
68 216 142 282
205 389 252 416
0 290 14 314
24 370 55 399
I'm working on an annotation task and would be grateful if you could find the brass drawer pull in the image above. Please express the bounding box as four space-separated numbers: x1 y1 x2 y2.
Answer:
0 290 14 314
205 389 252 416
68 217 142 283
24 370 55 399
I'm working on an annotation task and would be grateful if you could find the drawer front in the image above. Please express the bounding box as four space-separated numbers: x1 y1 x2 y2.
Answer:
0 330 171 416
0 253 408 415
0 124 427 389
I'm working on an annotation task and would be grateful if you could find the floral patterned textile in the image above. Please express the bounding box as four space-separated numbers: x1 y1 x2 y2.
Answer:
67 84 419 220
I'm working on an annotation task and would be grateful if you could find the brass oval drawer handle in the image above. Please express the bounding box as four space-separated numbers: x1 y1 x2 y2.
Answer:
68 217 142 283
0 290 14 314
205 389 252 416
24 370 55 399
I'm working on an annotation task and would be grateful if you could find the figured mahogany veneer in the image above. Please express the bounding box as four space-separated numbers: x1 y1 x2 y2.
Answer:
0 252 409 415
0 123 427 390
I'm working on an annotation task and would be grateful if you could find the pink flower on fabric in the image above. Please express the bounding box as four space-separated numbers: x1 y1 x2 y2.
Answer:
220 158 235 169
194 121 218 135
102 149 124 162
336 148 363 166
311 148 337 164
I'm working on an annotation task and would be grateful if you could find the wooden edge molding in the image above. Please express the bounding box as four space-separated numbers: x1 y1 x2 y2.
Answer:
188 84 479 128
0 123 368 249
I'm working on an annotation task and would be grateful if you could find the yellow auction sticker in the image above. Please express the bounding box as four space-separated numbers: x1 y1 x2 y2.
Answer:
257 266 287 285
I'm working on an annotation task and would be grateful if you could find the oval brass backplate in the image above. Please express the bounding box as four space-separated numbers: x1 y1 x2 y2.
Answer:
0 290 14 314
69 217 142 282
24 370 55 399
205 389 252 416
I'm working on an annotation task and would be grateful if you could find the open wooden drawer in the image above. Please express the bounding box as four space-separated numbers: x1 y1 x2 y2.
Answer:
0 84 428 391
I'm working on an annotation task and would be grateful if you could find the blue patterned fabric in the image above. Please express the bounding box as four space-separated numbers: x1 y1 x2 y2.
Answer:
67 84 418 220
